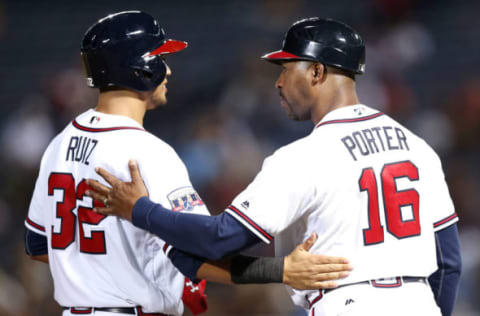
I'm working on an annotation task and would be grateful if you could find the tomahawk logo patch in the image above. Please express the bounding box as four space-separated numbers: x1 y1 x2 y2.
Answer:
167 187 204 212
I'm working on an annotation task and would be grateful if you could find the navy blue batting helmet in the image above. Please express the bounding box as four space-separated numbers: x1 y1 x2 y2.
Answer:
263 17 365 75
81 11 187 91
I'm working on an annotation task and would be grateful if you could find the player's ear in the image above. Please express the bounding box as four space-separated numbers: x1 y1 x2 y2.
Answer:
310 63 325 85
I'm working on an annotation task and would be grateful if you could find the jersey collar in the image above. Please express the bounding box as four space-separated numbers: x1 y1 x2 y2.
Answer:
72 109 145 132
313 104 382 130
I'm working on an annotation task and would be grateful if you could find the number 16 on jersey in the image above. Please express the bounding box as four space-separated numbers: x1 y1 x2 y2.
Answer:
359 160 421 245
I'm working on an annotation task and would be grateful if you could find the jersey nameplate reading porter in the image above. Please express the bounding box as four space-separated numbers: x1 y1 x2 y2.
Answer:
341 126 409 161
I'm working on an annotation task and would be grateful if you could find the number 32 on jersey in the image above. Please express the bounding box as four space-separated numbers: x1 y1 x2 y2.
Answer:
359 160 420 245
48 172 107 254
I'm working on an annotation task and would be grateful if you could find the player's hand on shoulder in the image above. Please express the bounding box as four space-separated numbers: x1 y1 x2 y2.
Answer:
283 233 353 290
85 160 149 221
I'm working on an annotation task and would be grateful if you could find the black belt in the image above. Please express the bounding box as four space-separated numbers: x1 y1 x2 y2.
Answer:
63 306 171 315
307 276 427 308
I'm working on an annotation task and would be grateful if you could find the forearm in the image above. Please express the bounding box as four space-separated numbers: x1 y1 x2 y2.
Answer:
133 197 260 260
169 247 283 285
196 260 233 284
198 255 284 284
169 234 351 290
230 255 283 284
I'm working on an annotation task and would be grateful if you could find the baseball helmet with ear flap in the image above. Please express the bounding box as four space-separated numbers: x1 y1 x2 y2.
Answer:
81 11 188 92
262 17 365 75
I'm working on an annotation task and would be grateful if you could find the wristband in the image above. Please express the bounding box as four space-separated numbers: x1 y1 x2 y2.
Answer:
230 255 283 284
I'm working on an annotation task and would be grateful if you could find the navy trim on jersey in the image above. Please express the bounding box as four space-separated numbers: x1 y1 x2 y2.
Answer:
429 223 461 316
24 227 48 256
315 112 384 129
25 217 45 232
132 197 261 261
72 120 145 133
433 213 458 228
227 205 274 242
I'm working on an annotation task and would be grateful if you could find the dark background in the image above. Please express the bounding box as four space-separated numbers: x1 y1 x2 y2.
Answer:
0 0 479 315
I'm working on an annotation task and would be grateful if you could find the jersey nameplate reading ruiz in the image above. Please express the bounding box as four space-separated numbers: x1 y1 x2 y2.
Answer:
66 136 98 165
341 126 409 161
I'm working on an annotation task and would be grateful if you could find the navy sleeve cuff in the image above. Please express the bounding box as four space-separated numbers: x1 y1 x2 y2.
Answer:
24 228 48 256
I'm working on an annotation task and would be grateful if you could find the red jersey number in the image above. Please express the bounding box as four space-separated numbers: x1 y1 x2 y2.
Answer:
48 173 107 254
359 161 420 245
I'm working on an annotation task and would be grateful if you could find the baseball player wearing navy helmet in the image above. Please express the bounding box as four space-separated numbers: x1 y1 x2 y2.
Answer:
81 11 187 92
24 11 202 316
262 17 365 75
24 12 355 316
87 17 461 316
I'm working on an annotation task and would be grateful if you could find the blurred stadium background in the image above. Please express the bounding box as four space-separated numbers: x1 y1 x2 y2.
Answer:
0 0 479 315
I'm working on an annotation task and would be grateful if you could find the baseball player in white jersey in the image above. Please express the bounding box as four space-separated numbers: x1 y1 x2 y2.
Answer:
25 12 355 316
227 104 456 315
26 109 203 315
24 11 206 316
87 18 462 316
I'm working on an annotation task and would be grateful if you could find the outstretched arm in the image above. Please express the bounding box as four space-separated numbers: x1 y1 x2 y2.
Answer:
86 160 352 290
170 232 351 290
85 161 341 260
85 161 257 259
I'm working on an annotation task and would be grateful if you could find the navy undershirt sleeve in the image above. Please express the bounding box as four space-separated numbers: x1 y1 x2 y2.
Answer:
132 197 261 260
428 224 461 316
24 228 48 256
168 247 207 281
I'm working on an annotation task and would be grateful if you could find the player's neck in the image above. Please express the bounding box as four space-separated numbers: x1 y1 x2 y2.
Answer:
95 90 147 126
311 78 359 124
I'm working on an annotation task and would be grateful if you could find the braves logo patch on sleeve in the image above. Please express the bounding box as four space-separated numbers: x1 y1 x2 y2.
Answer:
167 187 204 212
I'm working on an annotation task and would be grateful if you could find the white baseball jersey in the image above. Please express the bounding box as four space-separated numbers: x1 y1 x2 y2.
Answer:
25 109 209 315
225 104 458 310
